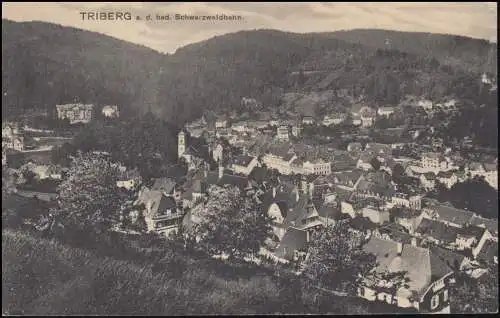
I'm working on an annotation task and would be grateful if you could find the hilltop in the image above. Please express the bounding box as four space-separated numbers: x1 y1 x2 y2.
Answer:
2 20 496 125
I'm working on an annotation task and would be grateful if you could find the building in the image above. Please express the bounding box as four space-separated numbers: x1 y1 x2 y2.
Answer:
347 142 363 153
361 207 390 225
378 107 395 117
262 151 297 175
215 116 229 129
231 155 259 176
436 171 458 189
56 103 94 124
101 105 119 118
178 131 186 159
291 124 303 137
323 113 347 126
302 116 315 125
212 143 224 163
417 100 434 111
134 189 183 237
276 125 290 141
273 227 310 263
420 153 448 170
360 236 454 313
419 172 436 190
302 158 332 176
360 107 377 128
2 122 19 138
2 136 23 152
391 193 422 210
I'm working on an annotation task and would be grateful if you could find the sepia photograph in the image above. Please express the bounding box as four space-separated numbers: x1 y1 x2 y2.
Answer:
2 2 498 315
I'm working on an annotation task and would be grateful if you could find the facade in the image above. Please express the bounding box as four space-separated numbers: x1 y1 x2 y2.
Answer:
178 131 186 158
2 136 23 152
56 103 94 124
302 116 315 125
302 159 332 176
231 155 259 176
378 107 395 117
102 105 119 118
360 237 454 313
291 124 303 137
212 143 224 163
391 193 422 210
276 125 290 141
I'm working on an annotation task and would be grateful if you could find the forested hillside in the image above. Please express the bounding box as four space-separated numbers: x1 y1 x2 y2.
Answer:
2 20 497 125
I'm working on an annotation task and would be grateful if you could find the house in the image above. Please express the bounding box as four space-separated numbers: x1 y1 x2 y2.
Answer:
276 125 289 141
357 152 374 171
215 116 229 129
2 136 24 152
417 100 433 111
263 185 323 240
361 207 390 225
302 116 315 125
332 170 363 191
56 103 94 124
476 239 498 265
101 105 119 118
378 107 395 117
291 123 303 137
423 205 475 228
203 165 252 193
323 113 347 126
116 169 142 191
360 236 454 313
274 227 310 262
351 104 364 117
211 143 224 163
467 162 498 189
455 225 489 252
360 107 377 128
374 224 420 245
415 218 462 247
365 143 392 156
352 115 362 126
436 171 458 189
134 189 183 237
151 177 181 202
347 142 363 153
469 215 498 237
391 193 422 210
2 122 19 138
429 245 472 272
316 202 340 227
302 158 331 176
262 150 297 175
420 153 449 171
419 172 436 190
231 154 259 176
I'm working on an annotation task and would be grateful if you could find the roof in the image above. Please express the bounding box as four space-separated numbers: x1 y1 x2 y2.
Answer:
317 203 341 220
437 170 456 179
135 189 177 218
429 246 467 271
469 216 498 235
351 104 364 114
458 225 487 240
422 172 436 180
232 155 255 167
333 170 363 187
151 177 177 193
56 103 94 110
363 236 453 297
477 239 498 264
432 205 475 226
205 171 249 190
165 164 187 183
415 218 462 243
274 227 309 259
483 163 497 172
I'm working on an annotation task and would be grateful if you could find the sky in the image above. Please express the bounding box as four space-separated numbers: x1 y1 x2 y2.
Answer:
2 2 497 54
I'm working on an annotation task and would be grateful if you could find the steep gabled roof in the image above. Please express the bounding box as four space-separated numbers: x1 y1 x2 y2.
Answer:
274 227 308 259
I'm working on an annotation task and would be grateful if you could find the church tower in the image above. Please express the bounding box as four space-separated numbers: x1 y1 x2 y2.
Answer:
178 130 186 158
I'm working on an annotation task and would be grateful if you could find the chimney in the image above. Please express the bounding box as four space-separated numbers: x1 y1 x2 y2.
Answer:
306 230 310 243
397 242 403 255
272 187 276 198
218 164 224 179
411 237 417 247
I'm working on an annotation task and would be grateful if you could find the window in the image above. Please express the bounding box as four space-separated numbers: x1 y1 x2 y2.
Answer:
359 287 365 296
443 289 448 302
430 294 439 310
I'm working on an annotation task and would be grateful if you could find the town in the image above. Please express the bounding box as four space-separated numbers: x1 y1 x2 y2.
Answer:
2 83 498 314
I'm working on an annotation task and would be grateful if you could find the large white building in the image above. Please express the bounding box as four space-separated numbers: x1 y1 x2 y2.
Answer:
302 158 332 176
276 125 289 141
56 103 94 124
